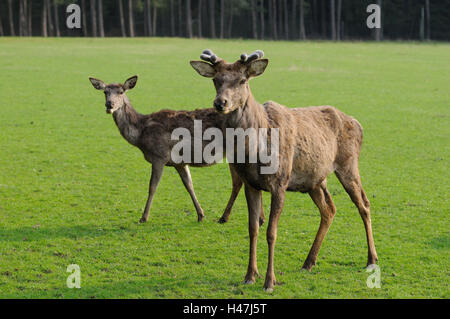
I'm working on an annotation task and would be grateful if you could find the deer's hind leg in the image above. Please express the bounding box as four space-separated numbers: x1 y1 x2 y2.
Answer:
335 160 378 267
302 179 336 271
219 164 265 226
175 165 205 222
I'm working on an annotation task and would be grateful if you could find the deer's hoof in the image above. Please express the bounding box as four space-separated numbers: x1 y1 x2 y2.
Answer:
366 264 377 270
218 217 228 224
139 218 147 223
301 260 315 271
264 287 274 293
244 279 255 285
259 218 265 227
197 215 205 222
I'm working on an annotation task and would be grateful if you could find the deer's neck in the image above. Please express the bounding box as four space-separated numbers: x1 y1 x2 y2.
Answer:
226 92 268 130
112 99 143 146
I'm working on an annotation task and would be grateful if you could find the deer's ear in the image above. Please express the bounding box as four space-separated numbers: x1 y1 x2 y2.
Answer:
123 75 138 90
247 59 269 78
190 61 216 78
89 77 106 90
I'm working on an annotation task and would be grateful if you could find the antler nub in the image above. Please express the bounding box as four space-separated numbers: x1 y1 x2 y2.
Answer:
200 49 221 64
240 50 264 63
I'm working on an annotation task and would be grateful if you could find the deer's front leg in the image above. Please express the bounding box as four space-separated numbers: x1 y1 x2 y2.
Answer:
244 184 262 284
220 165 265 226
139 160 165 223
264 189 286 292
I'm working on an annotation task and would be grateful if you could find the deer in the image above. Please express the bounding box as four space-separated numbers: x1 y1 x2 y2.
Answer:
89 75 265 225
190 49 378 292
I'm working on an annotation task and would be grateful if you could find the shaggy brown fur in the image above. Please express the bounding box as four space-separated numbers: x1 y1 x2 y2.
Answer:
89 76 264 224
191 53 378 292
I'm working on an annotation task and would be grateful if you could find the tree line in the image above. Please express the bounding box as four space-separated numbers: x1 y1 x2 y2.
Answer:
0 0 449 41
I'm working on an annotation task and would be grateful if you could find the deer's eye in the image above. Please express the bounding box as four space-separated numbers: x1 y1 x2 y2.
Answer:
239 79 246 85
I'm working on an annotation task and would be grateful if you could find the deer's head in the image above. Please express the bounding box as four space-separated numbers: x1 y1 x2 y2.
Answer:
89 75 138 114
190 50 268 114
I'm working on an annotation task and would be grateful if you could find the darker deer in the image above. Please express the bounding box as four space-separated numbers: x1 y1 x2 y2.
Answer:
191 50 378 291
89 75 264 224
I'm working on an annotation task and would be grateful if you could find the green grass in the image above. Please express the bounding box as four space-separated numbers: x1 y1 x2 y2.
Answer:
0 38 449 298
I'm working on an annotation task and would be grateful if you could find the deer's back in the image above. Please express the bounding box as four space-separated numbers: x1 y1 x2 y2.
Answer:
263 102 363 192
139 108 225 166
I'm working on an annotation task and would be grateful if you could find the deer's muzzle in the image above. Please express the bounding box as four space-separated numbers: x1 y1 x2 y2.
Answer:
214 97 228 112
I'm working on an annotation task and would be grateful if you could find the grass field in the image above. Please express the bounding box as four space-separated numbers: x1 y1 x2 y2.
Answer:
0 38 449 299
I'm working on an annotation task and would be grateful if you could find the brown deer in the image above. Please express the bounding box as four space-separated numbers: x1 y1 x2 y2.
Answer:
89 75 264 224
191 50 378 292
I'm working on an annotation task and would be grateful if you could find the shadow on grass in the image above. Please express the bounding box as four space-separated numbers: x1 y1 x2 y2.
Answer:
5 274 241 299
0 224 141 242
429 233 450 250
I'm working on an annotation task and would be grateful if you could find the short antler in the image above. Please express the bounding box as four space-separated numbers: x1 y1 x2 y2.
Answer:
240 50 264 63
200 49 222 64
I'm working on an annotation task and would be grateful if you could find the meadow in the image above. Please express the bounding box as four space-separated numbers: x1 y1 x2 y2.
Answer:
0 38 448 298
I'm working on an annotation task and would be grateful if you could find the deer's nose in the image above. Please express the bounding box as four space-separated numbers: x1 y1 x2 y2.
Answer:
214 97 227 112
105 101 112 108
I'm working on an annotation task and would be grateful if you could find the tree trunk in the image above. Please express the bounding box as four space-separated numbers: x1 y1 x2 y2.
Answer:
186 0 192 38
198 0 202 38
118 0 125 36
425 0 430 40
260 0 265 39
330 0 336 40
283 0 288 39
28 0 32 36
98 0 104 37
251 0 258 39
178 0 182 36
0 15 3 36
144 0 151 36
22 0 29 36
277 0 282 38
19 0 24 36
208 0 216 38
54 0 60 37
268 0 273 39
46 0 54 36
148 0 153 36
170 0 175 36
420 5 424 41
291 0 297 39
299 0 306 39
8 0 15 36
336 0 341 40
128 0 134 37
220 0 224 38
312 0 318 37
41 0 47 37
375 0 382 41
90 0 97 37
320 0 326 38
144 0 148 36
82 0 88 36
226 0 233 38
152 3 157 36
272 0 278 40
